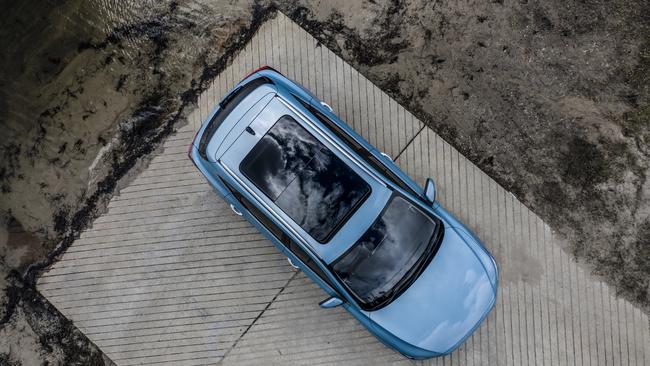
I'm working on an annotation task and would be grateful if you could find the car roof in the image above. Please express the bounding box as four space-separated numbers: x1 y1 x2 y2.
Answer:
239 114 373 243
215 86 392 263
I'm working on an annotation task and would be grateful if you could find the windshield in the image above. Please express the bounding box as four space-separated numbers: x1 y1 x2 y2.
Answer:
331 195 440 308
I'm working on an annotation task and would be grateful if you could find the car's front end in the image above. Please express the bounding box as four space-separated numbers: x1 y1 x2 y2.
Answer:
367 223 498 358
328 190 498 359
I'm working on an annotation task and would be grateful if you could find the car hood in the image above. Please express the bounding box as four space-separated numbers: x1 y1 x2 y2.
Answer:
369 227 496 354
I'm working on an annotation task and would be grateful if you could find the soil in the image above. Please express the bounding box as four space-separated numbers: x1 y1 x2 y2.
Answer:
1 0 649 363
0 270 113 366
274 0 650 309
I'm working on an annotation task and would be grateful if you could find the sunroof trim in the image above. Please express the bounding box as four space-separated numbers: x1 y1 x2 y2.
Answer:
239 114 371 244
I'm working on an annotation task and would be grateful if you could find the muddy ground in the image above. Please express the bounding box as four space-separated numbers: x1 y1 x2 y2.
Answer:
1 0 269 363
1 0 649 364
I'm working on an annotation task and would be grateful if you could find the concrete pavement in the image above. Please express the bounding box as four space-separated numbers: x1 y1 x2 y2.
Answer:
38 12 649 366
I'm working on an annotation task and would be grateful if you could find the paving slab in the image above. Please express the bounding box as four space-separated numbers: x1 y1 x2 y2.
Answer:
38 12 649 366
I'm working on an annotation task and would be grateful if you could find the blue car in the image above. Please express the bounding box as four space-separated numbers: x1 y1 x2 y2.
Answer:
188 67 498 359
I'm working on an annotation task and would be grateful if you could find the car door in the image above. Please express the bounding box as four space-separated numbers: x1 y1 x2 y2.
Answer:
223 177 341 296
218 176 290 254
282 238 341 297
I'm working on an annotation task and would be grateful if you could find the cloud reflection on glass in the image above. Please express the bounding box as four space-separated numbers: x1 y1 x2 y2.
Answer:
240 115 370 243
333 196 437 304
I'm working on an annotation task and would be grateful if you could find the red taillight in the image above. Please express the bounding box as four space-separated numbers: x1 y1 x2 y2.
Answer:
245 65 276 79
188 130 200 160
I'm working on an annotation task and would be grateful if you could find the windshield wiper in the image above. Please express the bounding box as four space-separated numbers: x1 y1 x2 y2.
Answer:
375 225 444 309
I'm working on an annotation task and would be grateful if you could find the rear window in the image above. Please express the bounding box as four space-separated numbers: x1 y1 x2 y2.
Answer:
240 115 371 243
198 76 272 160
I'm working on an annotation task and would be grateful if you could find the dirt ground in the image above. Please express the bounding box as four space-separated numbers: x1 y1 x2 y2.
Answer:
1 0 649 364
276 0 650 310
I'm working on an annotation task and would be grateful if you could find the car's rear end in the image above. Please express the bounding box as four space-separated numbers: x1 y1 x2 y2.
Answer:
188 67 280 196
189 67 276 163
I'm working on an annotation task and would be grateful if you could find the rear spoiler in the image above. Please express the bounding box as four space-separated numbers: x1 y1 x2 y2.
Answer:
197 75 275 160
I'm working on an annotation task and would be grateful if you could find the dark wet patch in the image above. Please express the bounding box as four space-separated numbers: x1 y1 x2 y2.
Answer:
623 40 650 159
0 271 22 327
594 219 650 304
57 142 67 154
533 9 554 33
377 72 404 96
3 217 49 272
537 180 571 213
281 3 410 67
1 4 277 331
1 271 109 366
0 144 20 193
116 74 128 92
2 0 271 357
561 137 610 188
52 208 68 235
193 5 276 97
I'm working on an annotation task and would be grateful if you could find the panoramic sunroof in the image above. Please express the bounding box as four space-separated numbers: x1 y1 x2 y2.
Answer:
240 115 371 243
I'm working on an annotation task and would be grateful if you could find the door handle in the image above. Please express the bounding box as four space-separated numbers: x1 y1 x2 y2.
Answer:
230 204 242 216
320 101 333 113
287 257 300 270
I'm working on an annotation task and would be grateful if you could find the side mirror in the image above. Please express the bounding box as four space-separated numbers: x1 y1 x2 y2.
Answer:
319 296 344 309
424 178 436 205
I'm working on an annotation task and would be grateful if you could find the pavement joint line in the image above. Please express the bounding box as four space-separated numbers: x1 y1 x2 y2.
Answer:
393 124 426 162
218 270 300 364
